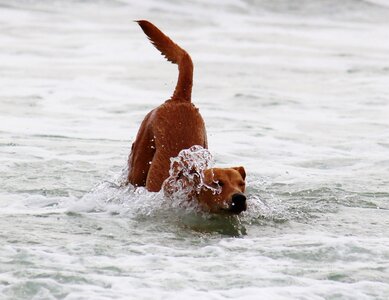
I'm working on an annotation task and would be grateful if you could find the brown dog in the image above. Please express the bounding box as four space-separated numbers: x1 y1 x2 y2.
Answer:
127 20 247 214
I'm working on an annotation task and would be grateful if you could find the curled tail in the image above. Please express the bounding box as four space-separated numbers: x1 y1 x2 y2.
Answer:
136 20 193 102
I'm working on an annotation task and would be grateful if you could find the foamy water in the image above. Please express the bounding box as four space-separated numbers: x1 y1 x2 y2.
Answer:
1 0 389 299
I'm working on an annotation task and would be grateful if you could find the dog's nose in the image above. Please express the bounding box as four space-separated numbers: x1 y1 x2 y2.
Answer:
230 193 247 214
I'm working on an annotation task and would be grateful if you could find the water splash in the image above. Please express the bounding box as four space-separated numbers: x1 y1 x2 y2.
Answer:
162 145 221 210
67 146 296 233
67 146 217 216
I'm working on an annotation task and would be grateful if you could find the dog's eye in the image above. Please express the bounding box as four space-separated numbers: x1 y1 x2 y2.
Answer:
218 180 224 187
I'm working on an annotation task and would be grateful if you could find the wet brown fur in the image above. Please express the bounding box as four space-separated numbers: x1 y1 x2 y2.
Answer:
127 20 246 213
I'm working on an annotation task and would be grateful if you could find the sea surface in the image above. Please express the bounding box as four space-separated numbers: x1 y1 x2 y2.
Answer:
1 0 389 299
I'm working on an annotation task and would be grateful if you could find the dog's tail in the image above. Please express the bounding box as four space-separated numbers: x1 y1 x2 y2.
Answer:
136 20 193 102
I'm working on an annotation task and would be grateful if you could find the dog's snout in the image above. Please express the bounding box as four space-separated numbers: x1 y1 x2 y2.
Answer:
230 193 247 214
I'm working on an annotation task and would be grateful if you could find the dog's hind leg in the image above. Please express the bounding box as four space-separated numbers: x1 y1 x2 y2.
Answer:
127 112 156 187
145 154 171 192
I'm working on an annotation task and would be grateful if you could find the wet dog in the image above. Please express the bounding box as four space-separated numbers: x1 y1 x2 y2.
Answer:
127 20 246 214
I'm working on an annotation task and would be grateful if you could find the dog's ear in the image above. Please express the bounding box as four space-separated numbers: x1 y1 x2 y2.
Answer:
232 166 246 180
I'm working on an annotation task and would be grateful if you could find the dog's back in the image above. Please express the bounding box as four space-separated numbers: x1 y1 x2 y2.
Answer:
127 21 207 192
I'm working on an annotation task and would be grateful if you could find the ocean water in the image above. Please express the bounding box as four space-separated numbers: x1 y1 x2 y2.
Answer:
1 0 389 299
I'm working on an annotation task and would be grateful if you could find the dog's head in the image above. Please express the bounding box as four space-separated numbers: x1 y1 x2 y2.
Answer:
198 166 247 214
